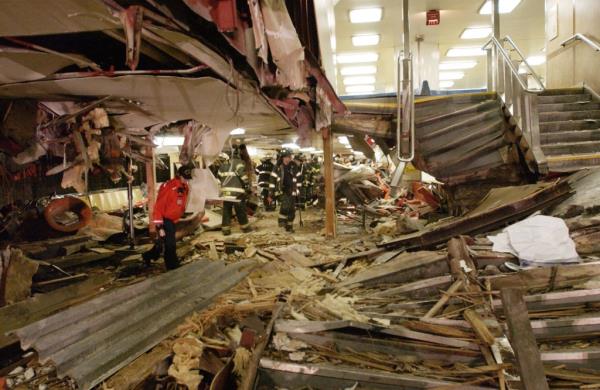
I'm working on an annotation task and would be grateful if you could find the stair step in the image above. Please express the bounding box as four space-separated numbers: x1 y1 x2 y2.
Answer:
541 129 600 144
547 153 600 172
542 140 600 155
539 110 600 122
538 102 599 112
416 100 498 127
537 94 591 104
539 88 585 96
421 118 504 156
540 119 600 132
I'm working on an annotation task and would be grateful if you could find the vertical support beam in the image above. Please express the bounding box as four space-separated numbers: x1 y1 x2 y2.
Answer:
322 127 336 238
402 0 410 55
146 135 157 235
500 287 549 390
491 0 500 91
127 158 135 249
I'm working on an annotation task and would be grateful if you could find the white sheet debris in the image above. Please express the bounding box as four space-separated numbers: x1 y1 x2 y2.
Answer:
488 215 579 266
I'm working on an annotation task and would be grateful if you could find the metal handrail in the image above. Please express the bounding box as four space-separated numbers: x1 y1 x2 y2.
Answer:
483 36 547 174
483 37 544 92
561 33 600 52
502 36 546 91
396 52 414 162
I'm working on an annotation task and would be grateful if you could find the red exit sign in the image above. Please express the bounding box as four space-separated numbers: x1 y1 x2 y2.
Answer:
426 10 440 26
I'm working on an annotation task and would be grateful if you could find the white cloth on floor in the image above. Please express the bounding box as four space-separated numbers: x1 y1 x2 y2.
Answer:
487 215 579 266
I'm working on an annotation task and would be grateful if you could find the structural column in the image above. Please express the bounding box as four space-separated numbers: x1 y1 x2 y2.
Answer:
322 127 336 238
146 135 157 235
490 0 500 91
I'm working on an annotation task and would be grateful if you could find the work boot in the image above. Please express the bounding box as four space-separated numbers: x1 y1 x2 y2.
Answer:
285 225 294 233
222 227 231 236
241 225 252 233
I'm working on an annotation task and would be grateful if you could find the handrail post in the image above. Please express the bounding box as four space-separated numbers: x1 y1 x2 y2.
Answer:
396 0 414 163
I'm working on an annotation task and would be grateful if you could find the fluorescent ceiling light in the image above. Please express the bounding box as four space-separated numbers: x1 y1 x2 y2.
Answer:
344 144 353 149
439 71 465 80
154 136 184 147
343 75 376 85
439 61 478 70
352 34 380 46
338 136 350 145
299 147 316 153
446 47 486 57
439 80 455 88
345 85 375 94
230 127 245 135
526 55 546 66
281 143 300 150
340 65 377 76
353 151 365 156
337 52 379 64
349 8 382 23
479 0 522 14
460 27 492 39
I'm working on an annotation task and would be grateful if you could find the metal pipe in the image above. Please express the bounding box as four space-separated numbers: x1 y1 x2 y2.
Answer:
503 36 545 90
5 37 102 71
43 64 209 80
561 33 600 52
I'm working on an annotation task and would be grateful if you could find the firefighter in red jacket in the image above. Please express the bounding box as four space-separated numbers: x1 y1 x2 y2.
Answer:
143 164 193 270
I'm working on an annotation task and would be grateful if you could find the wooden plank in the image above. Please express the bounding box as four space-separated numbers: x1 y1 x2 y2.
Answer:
500 287 549 390
239 303 283 390
105 342 171 389
339 251 448 287
370 275 453 299
423 280 463 319
45 251 115 268
0 273 112 349
322 128 336 238
277 249 313 267
486 261 600 291
463 309 495 346
492 288 600 311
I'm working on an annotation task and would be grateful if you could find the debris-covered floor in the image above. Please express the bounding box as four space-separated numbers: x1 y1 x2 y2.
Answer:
3 169 600 389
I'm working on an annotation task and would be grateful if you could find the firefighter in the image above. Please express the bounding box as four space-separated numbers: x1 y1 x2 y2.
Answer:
256 155 276 211
143 164 193 270
294 154 307 210
218 145 251 235
305 154 320 206
274 150 300 232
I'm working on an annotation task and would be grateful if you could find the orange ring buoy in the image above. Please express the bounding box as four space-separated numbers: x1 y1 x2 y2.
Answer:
43 197 92 232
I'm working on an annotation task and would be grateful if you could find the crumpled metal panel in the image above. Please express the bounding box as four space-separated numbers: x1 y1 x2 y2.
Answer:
13 259 257 389
0 0 116 37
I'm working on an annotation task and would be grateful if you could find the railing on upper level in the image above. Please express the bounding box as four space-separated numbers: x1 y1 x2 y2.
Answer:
483 36 548 174
561 33 600 52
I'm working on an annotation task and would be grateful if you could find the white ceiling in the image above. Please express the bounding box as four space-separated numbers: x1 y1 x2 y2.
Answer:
332 0 546 94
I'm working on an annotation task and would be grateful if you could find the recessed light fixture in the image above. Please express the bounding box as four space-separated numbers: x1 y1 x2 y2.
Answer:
349 8 382 23
281 143 300 150
439 61 478 70
352 34 380 46
343 76 376 85
526 55 546 66
345 85 375 94
439 80 455 88
230 127 245 135
299 147 316 152
337 52 379 64
460 27 492 39
340 65 377 76
479 0 522 15
439 71 465 80
446 47 486 57
154 136 185 147
338 136 350 145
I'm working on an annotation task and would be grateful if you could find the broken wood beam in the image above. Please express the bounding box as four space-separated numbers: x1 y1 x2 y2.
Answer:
500 287 549 390
239 303 284 390
492 288 600 311
423 279 463 319
463 309 495 346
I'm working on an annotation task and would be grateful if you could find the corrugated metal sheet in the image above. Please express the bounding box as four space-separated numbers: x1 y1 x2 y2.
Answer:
12 259 256 389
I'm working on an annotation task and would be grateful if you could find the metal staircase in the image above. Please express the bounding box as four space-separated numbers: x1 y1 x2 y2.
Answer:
538 88 600 171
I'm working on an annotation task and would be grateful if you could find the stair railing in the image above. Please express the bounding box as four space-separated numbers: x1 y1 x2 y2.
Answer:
483 36 548 174
561 33 600 52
